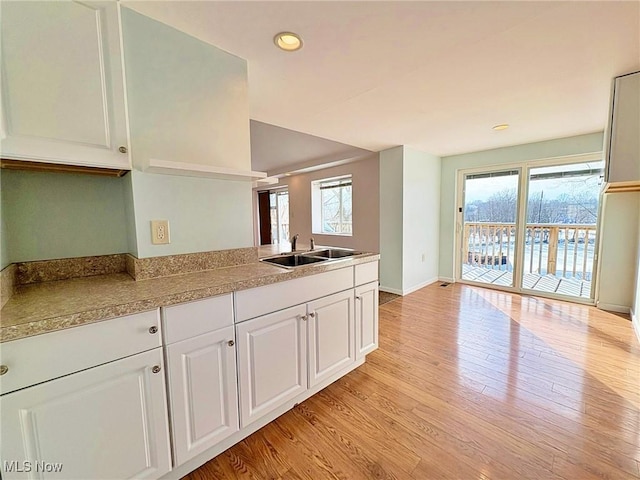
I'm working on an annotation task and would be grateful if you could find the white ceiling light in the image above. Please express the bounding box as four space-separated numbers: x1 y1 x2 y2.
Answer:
492 124 510 131
274 32 303 51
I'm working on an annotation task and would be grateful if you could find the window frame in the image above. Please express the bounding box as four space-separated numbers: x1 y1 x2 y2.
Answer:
311 175 353 236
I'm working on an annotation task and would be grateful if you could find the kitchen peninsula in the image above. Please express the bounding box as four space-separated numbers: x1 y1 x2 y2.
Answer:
0 248 379 479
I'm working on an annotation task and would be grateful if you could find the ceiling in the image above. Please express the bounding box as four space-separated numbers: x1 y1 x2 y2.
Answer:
124 1 640 169
250 120 371 173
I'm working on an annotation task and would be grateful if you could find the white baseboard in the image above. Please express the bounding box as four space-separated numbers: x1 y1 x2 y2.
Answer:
596 302 631 314
379 286 403 295
438 277 455 283
402 277 439 296
632 309 640 344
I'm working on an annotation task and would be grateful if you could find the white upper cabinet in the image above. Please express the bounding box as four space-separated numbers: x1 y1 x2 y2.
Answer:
0 1 130 169
605 71 640 187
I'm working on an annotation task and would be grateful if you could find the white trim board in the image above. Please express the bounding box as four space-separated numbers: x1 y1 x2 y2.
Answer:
403 277 439 296
596 302 631 314
380 278 439 296
379 286 403 295
632 309 640 344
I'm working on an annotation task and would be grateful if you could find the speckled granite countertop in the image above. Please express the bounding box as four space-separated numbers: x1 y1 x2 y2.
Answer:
0 254 379 343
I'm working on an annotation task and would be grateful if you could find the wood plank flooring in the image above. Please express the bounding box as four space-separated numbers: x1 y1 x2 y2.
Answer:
184 283 640 480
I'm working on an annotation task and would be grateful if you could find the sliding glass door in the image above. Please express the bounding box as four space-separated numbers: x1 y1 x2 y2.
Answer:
521 161 603 299
460 169 521 288
458 157 603 301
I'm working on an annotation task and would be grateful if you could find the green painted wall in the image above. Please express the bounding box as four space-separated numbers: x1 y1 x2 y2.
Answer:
1 170 129 264
438 132 604 280
1 169 9 269
121 7 251 171
129 171 253 258
379 147 404 293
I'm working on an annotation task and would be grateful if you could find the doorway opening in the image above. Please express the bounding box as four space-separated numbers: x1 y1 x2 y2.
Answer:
258 188 289 245
458 155 604 301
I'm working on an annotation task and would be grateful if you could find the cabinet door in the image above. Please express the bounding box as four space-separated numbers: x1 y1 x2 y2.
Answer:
0 1 130 169
307 290 355 388
0 348 171 480
236 305 307 428
166 326 239 466
355 282 379 359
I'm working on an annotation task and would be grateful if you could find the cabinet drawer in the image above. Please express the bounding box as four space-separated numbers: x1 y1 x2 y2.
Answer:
0 309 161 395
355 261 379 286
235 268 354 322
162 294 233 344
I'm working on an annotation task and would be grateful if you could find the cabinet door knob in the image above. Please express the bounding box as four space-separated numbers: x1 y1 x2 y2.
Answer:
228 340 235 347
355 296 362 301
0 365 8 376
301 315 308 321
152 365 161 374
148 326 158 334
118 146 128 154
309 312 316 318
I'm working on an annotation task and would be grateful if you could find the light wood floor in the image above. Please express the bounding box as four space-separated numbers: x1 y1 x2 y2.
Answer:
184 283 640 480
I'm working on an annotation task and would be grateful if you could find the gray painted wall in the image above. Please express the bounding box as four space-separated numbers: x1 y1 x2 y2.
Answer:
279 154 380 254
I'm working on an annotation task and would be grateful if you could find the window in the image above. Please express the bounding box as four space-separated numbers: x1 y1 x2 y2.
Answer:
312 175 352 235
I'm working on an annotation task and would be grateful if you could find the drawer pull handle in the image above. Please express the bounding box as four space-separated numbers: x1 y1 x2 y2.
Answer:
149 326 158 334
228 340 235 347
309 312 316 318
0 365 8 376
152 365 161 374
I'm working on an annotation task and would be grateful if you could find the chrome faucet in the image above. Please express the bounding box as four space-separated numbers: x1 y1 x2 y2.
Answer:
291 233 299 251
309 237 315 251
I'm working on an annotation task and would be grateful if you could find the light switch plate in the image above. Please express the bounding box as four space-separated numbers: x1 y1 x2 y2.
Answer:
151 220 170 245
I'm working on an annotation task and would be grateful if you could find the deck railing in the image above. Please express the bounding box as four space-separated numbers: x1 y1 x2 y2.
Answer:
463 222 597 281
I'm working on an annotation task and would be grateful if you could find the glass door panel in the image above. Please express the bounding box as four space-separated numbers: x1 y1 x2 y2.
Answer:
269 189 289 244
521 161 604 299
461 169 520 288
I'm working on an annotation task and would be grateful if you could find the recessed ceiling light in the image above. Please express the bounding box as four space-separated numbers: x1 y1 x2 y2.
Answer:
492 124 509 131
274 32 303 52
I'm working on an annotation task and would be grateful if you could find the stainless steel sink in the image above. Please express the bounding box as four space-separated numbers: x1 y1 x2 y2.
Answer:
304 249 361 259
261 254 329 268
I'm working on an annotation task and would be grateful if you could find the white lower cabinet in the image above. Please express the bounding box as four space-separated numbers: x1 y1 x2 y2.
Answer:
236 304 308 428
1 348 171 480
165 326 239 466
355 281 379 359
308 290 355 388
